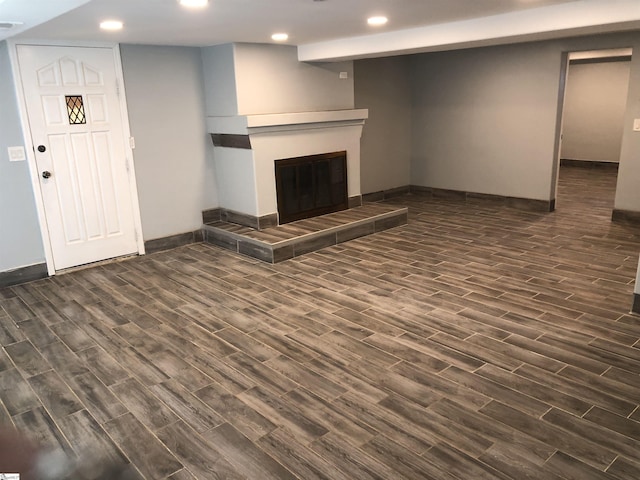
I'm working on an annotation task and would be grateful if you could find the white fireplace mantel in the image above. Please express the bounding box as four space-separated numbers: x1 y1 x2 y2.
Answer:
208 109 368 220
206 109 369 135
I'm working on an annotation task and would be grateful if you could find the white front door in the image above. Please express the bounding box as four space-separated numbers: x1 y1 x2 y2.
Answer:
16 45 140 271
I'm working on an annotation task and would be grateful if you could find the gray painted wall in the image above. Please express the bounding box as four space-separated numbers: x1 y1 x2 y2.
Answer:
201 43 355 118
233 43 354 115
409 41 563 201
201 43 238 117
354 56 411 194
561 60 631 163
120 45 217 241
615 49 640 212
0 41 45 272
402 32 640 210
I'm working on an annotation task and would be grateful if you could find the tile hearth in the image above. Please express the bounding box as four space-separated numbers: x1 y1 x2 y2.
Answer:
203 203 408 263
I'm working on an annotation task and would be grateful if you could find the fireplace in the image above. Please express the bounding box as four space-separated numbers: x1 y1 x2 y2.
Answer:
206 109 368 228
275 151 348 224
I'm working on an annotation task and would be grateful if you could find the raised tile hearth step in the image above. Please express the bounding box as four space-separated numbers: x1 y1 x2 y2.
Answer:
203 203 408 263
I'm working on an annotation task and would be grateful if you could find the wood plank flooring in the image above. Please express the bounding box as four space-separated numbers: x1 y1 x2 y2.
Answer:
1 165 640 479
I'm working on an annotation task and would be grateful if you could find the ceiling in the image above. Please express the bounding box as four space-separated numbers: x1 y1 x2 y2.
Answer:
1 0 639 61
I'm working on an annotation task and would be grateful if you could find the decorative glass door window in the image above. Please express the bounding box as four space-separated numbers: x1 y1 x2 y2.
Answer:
65 95 86 124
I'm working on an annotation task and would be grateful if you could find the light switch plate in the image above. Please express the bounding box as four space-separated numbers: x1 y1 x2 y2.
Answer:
634 119 640 132
8 146 26 161
339 71 348 79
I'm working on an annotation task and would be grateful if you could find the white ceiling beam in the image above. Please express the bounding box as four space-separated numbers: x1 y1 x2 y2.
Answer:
297 0 640 62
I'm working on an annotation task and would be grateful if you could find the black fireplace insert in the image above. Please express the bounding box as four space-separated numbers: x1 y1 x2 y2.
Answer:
275 151 348 224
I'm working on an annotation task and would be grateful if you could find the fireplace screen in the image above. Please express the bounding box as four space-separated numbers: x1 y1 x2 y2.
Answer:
275 151 348 224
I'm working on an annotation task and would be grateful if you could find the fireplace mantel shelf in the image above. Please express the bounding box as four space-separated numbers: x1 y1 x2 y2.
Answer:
207 109 368 135
209 108 366 221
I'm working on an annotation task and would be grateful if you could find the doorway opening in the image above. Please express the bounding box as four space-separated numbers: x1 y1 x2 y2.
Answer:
554 48 632 216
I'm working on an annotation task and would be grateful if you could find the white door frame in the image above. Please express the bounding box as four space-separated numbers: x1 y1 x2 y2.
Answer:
549 51 570 207
7 39 145 275
551 47 633 209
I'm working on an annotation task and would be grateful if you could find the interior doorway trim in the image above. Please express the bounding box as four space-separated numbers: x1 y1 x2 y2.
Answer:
7 39 146 275
552 46 633 213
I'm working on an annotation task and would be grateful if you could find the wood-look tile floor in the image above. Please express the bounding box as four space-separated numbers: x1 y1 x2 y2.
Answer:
1 165 640 479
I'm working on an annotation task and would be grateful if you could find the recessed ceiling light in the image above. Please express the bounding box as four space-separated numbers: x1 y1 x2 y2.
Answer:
99 20 123 31
271 33 289 42
367 16 388 26
179 0 208 7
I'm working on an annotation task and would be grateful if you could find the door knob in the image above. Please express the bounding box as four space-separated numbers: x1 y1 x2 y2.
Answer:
37 145 46 153
42 171 52 179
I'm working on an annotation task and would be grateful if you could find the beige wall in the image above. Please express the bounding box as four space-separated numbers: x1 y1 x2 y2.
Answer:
354 56 412 194
561 60 631 163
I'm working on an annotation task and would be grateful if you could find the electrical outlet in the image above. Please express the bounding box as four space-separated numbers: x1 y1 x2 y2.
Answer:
634 119 640 132
8 146 26 161
339 71 348 79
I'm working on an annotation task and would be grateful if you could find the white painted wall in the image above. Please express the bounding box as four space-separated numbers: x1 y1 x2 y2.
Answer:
354 56 412 194
0 41 45 272
233 43 354 115
561 60 631 163
250 125 363 216
201 43 238 117
120 45 217 241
